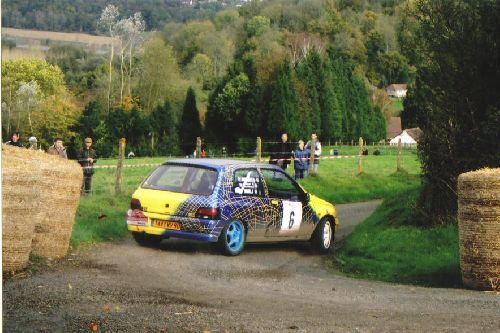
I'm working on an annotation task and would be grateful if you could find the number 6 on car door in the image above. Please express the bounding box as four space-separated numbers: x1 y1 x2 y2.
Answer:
280 201 302 233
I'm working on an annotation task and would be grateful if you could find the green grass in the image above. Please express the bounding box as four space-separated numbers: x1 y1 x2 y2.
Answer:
335 188 461 288
297 152 421 203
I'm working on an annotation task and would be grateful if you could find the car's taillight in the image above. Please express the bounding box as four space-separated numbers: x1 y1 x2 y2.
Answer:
195 207 220 219
130 198 142 210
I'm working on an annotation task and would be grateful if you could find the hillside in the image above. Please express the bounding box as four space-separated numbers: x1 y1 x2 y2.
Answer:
1 0 249 33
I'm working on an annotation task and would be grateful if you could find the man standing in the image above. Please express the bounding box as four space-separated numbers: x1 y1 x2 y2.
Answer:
269 132 293 170
47 137 68 159
305 131 322 174
77 137 97 195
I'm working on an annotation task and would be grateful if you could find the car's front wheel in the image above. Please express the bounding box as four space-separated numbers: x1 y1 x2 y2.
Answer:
218 220 246 256
311 218 334 252
132 232 162 247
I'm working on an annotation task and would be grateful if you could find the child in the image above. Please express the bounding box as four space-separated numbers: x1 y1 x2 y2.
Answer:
294 140 309 179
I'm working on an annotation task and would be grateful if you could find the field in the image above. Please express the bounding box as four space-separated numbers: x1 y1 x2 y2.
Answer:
1 27 116 60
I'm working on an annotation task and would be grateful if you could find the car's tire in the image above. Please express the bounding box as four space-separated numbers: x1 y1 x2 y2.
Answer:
218 220 246 256
132 232 162 247
311 218 334 253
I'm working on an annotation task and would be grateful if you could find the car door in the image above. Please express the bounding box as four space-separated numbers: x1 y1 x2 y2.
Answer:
226 168 274 241
260 168 310 238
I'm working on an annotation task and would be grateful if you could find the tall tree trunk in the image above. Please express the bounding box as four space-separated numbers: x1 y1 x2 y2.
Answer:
120 46 125 104
108 41 114 113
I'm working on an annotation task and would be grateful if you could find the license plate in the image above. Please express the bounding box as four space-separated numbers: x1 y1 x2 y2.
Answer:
127 217 148 226
153 220 181 230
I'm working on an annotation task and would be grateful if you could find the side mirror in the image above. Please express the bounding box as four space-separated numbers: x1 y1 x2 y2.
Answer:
301 192 310 203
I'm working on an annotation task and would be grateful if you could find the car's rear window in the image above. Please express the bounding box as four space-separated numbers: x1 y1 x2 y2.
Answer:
142 164 218 196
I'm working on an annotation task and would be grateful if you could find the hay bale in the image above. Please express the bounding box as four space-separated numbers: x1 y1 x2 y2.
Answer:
2 145 42 272
457 168 500 291
29 152 83 259
2 144 83 268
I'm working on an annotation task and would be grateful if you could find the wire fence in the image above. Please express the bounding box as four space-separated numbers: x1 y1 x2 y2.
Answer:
81 138 418 196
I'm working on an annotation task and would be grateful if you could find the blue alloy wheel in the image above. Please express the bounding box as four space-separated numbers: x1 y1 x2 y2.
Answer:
219 220 245 255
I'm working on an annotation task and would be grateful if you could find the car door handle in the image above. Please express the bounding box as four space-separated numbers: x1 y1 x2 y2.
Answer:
271 199 279 205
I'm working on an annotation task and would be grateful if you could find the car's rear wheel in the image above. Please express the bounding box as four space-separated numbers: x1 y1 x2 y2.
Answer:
132 232 162 247
311 218 334 252
218 220 245 256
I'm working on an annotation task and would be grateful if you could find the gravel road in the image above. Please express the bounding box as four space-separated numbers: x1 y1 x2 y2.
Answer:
3 200 500 332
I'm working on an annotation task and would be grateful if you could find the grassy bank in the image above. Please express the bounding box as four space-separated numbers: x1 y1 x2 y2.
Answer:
335 188 461 288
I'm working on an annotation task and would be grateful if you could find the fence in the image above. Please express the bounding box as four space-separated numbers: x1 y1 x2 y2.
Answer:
82 137 418 196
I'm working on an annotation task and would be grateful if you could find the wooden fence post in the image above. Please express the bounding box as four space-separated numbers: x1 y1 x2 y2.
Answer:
115 138 126 194
196 137 202 158
358 137 364 174
308 137 317 175
397 138 402 171
256 137 262 162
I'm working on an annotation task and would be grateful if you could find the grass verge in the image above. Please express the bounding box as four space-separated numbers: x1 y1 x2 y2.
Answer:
334 188 461 288
71 193 131 249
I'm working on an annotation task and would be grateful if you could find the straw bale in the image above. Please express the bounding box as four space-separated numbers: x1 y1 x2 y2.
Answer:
457 168 500 291
2 145 42 272
2 144 83 264
29 152 83 259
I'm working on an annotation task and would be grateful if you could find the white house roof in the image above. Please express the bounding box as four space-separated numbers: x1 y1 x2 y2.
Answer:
390 130 417 145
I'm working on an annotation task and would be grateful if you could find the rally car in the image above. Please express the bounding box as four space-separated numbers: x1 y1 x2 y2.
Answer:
126 159 339 255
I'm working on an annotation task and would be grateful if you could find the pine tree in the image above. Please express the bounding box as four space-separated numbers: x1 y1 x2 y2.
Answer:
150 100 179 155
179 87 202 155
266 59 300 141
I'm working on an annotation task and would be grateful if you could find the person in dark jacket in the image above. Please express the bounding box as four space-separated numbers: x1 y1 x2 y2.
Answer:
294 140 309 179
269 132 293 170
77 137 97 195
5 132 24 147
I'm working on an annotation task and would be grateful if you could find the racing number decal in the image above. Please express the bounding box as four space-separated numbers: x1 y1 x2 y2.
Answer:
281 201 302 233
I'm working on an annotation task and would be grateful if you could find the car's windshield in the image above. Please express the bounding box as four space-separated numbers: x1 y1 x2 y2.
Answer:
142 164 218 196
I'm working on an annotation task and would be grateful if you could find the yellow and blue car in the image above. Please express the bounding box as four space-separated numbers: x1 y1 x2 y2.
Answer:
127 159 339 255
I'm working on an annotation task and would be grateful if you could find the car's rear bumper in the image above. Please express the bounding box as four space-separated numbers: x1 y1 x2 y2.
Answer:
127 218 222 242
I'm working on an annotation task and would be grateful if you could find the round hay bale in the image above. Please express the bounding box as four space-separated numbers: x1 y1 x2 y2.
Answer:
2 144 84 260
457 168 500 291
29 152 83 259
2 145 42 272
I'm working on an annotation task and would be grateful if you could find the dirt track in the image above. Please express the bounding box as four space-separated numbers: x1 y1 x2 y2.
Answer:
3 200 500 332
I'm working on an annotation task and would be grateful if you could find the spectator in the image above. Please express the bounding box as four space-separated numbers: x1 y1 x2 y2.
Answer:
47 137 68 159
305 131 322 174
27 136 38 150
294 140 309 180
77 137 97 195
5 132 24 147
269 132 293 170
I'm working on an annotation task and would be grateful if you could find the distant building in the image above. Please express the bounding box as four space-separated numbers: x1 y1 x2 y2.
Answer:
387 117 402 140
390 127 423 147
387 84 408 98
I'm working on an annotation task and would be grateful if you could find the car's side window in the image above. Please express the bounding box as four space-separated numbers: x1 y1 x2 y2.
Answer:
260 169 301 201
232 169 263 197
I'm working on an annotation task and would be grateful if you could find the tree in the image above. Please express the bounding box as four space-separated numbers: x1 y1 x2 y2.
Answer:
1 59 70 140
98 4 119 112
404 0 500 223
150 100 179 155
15 81 41 134
266 59 300 140
136 37 183 112
179 87 202 155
